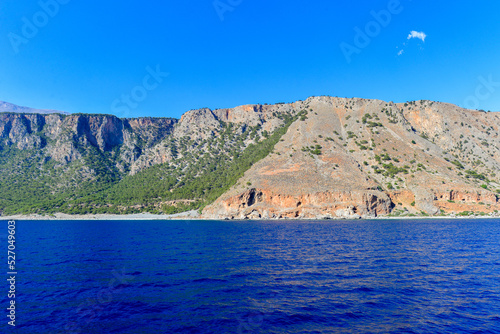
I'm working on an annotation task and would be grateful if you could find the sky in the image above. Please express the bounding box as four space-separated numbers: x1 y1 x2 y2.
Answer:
1 0 499 119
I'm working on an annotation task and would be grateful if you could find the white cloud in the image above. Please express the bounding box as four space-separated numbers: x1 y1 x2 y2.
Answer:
407 31 427 42
396 31 427 56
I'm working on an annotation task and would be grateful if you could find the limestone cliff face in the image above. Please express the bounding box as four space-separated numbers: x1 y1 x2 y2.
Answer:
203 96 500 219
0 113 177 167
0 102 298 177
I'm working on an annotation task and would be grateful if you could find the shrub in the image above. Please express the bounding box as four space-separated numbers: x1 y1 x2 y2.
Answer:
466 170 488 181
452 160 464 169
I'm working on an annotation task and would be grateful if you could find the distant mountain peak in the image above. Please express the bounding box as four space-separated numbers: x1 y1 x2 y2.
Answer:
0 101 69 115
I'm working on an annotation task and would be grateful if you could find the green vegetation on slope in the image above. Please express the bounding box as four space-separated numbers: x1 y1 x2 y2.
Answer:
0 111 301 215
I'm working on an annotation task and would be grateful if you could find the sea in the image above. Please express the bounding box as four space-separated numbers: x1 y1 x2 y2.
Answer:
2 219 500 333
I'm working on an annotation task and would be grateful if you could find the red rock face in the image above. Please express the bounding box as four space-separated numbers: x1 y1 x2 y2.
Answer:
387 190 415 206
434 190 497 204
432 190 500 213
204 188 394 219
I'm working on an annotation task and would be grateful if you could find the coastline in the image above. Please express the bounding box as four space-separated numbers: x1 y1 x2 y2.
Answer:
0 210 203 221
1 211 499 221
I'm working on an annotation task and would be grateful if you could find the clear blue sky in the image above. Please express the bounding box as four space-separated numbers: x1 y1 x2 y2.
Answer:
1 0 499 118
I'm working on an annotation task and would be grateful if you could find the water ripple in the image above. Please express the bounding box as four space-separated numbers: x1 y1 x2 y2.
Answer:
5 219 500 333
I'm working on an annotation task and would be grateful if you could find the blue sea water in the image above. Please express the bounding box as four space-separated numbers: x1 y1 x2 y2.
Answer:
2 219 500 333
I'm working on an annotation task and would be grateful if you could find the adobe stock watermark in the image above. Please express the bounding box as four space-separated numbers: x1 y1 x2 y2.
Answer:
62 267 135 334
463 75 500 110
111 65 169 118
213 0 242 21
8 0 71 54
340 0 404 64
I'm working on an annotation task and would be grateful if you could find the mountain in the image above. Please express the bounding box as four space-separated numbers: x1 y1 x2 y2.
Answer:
0 103 299 216
1 97 499 218
204 97 500 219
0 101 69 115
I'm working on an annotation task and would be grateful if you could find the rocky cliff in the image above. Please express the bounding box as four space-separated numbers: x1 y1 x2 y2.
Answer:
0 112 177 170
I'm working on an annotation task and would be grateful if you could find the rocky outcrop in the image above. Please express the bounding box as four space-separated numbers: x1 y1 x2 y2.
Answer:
387 190 415 207
434 190 498 204
174 108 222 140
432 190 499 214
